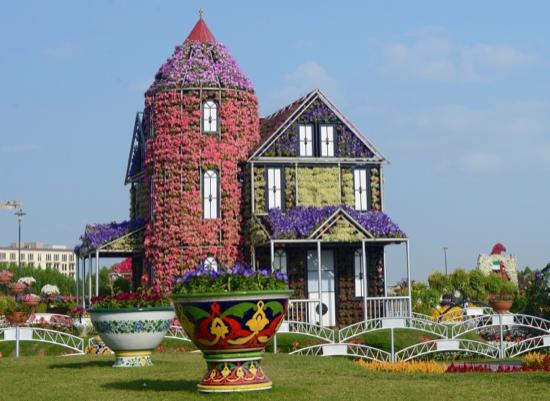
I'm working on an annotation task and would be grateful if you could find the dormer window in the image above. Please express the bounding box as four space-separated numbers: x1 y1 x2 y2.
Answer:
299 125 313 156
354 168 368 211
320 125 334 157
202 100 218 133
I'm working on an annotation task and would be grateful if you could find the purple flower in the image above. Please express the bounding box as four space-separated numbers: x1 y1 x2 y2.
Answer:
79 219 144 250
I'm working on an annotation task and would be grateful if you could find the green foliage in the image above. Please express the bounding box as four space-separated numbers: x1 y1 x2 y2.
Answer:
411 282 440 315
485 273 517 298
297 167 340 206
91 288 170 309
427 271 451 293
0 263 74 295
465 270 487 302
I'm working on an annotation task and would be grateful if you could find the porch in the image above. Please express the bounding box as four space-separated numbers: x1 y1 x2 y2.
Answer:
254 238 411 327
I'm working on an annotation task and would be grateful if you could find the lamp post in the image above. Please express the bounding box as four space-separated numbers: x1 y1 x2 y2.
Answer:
15 209 26 268
443 246 448 276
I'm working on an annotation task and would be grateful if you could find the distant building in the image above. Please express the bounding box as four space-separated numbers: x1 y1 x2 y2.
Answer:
0 241 76 278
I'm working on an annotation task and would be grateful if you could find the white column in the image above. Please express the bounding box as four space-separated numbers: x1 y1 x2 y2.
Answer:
95 250 99 297
405 240 412 318
75 257 79 303
270 241 274 270
362 240 367 321
383 248 388 296
81 257 85 308
88 256 92 305
317 241 322 328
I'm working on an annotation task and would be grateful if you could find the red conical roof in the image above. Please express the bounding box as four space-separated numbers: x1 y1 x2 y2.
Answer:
186 17 216 44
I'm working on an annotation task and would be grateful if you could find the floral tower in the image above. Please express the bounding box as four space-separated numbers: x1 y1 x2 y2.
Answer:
143 15 259 291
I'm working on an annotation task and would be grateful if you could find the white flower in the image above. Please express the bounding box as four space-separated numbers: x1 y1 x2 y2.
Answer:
18 276 36 286
41 284 60 296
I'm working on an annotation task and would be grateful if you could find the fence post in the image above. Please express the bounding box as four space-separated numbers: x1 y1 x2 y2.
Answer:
499 313 504 359
390 328 395 363
15 325 20 358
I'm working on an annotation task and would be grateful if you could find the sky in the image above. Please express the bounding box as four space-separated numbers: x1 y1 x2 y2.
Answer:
1 1 549 283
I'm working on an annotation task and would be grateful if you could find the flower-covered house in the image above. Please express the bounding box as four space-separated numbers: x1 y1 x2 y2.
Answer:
79 15 411 326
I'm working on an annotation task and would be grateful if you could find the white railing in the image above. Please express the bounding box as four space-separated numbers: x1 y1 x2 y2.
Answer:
366 296 410 319
287 299 322 324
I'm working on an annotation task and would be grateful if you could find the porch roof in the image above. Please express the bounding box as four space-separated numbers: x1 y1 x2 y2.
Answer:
257 206 407 244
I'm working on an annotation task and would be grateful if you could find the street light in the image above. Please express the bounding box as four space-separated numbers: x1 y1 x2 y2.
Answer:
14 209 26 268
443 246 448 276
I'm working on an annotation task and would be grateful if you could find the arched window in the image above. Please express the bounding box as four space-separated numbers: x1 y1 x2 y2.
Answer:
203 169 219 219
202 100 218 133
204 256 218 271
273 249 287 274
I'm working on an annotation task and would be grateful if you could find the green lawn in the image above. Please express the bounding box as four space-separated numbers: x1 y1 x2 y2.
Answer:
0 353 548 401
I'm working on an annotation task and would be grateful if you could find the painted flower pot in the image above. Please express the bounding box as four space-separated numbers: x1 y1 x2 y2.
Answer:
8 282 26 295
172 290 292 393
489 299 513 314
0 271 13 284
90 307 174 367
6 312 30 325
72 316 94 337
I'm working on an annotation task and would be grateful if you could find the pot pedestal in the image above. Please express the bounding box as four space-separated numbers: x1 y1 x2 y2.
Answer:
113 351 153 368
199 351 271 393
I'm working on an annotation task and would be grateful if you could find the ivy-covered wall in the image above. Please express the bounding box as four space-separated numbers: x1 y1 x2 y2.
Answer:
130 181 148 220
297 167 340 207
253 166 265 214
341 168 354 208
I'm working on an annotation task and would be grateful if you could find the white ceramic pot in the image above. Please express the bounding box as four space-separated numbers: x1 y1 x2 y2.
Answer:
90 307 174 367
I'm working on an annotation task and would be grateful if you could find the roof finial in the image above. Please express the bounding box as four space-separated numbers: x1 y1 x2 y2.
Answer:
198 8 204 19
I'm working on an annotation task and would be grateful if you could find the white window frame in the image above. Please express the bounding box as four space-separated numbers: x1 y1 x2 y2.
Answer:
202 100 218 133
320 125 335 157
203 169 219 219
298 125 313 157
273 249 287 274
354 249 364 297
266 167 282 210
354 168 368 211
204 256 218 271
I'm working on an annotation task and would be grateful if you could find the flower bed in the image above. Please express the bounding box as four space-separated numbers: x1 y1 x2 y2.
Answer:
357 359 447 374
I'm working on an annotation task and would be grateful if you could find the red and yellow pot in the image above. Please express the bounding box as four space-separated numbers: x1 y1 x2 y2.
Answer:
171 290 291 393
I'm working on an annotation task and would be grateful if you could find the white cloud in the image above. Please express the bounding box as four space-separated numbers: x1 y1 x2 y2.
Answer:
378 30 537 82
269 61 341 111
383 101 550 174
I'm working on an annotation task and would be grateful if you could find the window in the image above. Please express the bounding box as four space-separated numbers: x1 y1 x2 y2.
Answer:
38 254 42 261
202 100 218 133
0 253 5 260
273 249 287 274
353 168 368 211
28 253 34 261
10 253 16 261
69 254 74 261
320 125 335 157
266 168 283 210
21 253 25 261
46 263 52 268
62 254 67 262
204 256 218 271
54 254 59 262
354 249 364 297
299 125 313 156
46 254 52 261
203 169 219 219
28 262 34 267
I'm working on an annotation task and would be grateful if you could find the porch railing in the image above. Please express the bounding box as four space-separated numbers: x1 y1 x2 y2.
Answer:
366 296 411 319
287 299 322 324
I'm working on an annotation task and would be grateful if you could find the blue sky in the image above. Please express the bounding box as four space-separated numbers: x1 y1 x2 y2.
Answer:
1 1 549 282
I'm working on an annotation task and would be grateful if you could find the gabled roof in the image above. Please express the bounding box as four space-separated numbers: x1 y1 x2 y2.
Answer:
250 89 387 162
125 112 145 185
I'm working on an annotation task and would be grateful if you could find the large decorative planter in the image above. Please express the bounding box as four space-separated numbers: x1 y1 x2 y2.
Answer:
8 282 26 295
172 290 292 393
6 312 30 325
72 316 94 337
90 307 174 367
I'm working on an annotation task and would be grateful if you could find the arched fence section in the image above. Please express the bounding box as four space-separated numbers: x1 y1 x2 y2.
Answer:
278 310 550 362
0 326 84 356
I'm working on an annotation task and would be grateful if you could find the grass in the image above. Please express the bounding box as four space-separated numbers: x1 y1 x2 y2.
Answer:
0 352 548 401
